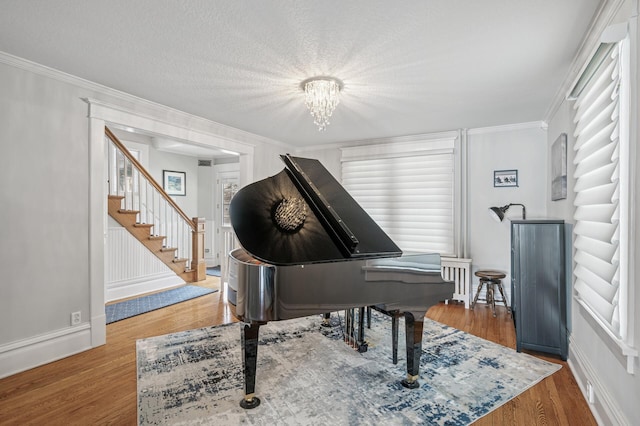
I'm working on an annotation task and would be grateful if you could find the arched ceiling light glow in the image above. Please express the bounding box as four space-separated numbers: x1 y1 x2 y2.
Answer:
301 77 343 131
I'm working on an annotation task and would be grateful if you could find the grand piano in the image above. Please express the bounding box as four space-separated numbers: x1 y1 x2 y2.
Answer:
228 154 454 409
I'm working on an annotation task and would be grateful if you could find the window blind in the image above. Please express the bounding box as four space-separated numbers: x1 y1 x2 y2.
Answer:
572 42 623 337
342 152 455 255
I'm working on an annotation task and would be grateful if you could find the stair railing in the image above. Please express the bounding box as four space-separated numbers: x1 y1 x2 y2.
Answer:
105 127 205 281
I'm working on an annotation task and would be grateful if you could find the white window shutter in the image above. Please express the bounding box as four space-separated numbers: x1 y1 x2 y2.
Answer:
572 42 623 337
342 147 455 256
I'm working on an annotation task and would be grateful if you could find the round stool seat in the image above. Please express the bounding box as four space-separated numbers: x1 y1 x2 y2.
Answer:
474 270 506 280
471 270 510 317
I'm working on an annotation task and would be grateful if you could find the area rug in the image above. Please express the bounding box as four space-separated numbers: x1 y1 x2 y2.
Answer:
107 285 216 324
206 266 221 277
137 313 561 425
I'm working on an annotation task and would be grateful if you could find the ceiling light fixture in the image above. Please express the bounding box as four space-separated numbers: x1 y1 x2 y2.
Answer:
301 77 343 131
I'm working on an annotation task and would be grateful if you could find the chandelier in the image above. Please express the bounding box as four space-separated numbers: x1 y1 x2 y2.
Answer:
301 77 343 131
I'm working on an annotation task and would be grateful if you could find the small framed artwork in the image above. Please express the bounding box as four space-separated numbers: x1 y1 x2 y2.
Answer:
551 133 568 201
163 170 186 196
494 169 518 187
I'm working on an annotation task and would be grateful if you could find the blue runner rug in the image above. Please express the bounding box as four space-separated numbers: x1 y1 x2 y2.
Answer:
206 266 221 277
107 285 216 324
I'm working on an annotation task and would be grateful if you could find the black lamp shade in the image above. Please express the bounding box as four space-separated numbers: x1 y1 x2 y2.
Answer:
488 203 526 222
489 206 506 222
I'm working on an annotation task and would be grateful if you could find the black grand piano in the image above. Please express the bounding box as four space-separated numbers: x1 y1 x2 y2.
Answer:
228 154 454 409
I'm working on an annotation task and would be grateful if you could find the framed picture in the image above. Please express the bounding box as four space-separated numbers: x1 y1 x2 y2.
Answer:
163 170 186 196
494 169 518 187
551 133 568 201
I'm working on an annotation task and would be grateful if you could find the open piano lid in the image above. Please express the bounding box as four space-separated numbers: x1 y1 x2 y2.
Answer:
230 155 401 265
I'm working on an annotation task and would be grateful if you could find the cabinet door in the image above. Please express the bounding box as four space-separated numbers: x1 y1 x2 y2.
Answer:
513 223 564 353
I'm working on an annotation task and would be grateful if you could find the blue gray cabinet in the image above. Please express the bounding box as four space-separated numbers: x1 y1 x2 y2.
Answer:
511 220 568 360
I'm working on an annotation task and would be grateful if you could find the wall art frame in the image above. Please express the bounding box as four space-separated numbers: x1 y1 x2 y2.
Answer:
494 169 518 187
163 170 186 196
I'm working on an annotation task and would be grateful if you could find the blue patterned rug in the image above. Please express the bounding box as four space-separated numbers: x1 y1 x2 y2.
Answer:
137 312 560 425
107 285 216 324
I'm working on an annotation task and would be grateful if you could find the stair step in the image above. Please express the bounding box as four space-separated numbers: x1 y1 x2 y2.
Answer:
133 223 153 229
160 247 177 253
172 258 188 264
108 195 124 200
149 235 165 241
118 209 140 215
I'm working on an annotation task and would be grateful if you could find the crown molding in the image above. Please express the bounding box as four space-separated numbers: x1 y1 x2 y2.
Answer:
298 121 547 153
544 0 626 122
297 130 460 153
466 121 547 135
0 50 294 151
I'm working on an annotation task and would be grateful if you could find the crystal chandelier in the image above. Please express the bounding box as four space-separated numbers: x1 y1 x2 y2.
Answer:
301 77 343 131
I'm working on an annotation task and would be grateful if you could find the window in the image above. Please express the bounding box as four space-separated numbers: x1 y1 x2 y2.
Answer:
341 135 458 256
570 36 636 370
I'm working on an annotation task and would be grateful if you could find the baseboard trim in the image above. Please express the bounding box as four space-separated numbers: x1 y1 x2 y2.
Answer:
106 273 185 302
0 324 92 379
568 337 629 425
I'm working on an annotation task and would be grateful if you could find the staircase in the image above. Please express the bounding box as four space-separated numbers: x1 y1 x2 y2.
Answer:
105 127 205 283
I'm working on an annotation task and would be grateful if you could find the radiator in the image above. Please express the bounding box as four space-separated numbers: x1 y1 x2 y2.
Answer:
441 257 473 309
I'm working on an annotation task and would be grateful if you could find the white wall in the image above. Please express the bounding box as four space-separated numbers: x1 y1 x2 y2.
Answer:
467 124 548 302
106 218 184 302
297 146 343 180
253 142 289 182
149 150 199 219
197 162 215 266
197 162 214 220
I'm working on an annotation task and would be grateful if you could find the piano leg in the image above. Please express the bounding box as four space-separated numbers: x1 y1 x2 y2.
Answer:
401 312 424 389
240 323 261 409
356 307 368 353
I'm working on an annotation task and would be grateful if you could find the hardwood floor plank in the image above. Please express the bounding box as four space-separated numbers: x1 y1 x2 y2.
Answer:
0 280 595 425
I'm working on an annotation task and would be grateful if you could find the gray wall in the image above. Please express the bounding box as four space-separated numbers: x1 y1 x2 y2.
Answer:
0 62 92 344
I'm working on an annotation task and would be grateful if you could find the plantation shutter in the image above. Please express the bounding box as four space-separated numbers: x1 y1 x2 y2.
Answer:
571 42 623 337
341 143 455 256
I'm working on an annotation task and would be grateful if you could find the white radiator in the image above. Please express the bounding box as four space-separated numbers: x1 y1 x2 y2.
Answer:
441 257 472 309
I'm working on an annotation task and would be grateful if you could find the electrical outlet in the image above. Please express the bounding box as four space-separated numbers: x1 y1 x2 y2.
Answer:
71 311 81 326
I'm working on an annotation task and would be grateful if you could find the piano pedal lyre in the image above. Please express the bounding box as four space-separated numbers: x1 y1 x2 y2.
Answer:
343 307 368 353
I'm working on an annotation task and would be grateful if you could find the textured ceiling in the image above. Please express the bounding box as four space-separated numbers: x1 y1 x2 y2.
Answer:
0 0 602 148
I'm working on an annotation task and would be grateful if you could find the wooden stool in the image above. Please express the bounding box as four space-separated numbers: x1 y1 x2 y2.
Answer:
471 270 511 317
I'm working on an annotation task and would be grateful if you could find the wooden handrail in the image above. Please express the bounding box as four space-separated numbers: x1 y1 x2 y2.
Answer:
105 126 196 231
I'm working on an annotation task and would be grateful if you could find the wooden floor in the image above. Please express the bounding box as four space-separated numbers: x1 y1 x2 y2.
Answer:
0 277 596 425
